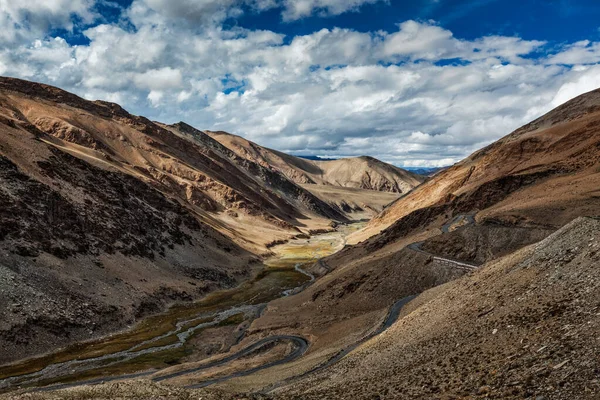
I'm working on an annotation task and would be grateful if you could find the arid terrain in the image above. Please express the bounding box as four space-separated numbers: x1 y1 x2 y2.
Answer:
206 130 425 193
1 81 600 400
0 77 417 368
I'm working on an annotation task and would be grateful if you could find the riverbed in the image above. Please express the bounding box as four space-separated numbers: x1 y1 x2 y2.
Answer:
0 222 365 392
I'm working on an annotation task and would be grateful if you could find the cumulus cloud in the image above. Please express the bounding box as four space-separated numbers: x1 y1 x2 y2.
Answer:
128 0 388 25
2 1 600 167
0 0 96 44
547 40 600 65
280 0 386 21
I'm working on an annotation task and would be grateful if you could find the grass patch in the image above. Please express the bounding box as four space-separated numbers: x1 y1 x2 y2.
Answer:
216 313 245 327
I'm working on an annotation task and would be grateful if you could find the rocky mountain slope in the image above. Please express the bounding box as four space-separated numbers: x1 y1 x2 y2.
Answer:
3 81 600 399
205 130 424 193
351 87 600 244
0 76 346 364
277 217 600 399
0 99 255 363
178 87 600 397
0 78 347 254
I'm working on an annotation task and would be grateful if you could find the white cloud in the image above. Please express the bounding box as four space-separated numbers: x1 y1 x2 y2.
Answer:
281 0 386 21
133 0 244 25
381 20 458 60
547 40 600 65
550 64 600 107
147 90 164 106
2 2 600 167
0 0 96 44
133 67 183 91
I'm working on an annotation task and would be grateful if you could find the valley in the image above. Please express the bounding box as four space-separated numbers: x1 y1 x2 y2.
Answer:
0 222 364 393
0 78 599 400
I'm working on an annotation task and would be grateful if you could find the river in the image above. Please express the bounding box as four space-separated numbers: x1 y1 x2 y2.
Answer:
0 222 365 392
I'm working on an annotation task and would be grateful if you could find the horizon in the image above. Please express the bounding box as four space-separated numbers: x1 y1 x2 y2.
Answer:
2 1 600 166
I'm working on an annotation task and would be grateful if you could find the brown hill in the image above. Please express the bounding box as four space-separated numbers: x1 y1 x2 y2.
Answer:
8 220 598 398
276 217 600 399
351 87 600 243
0 77 347 254
2 84 600 400
0 76 344 363
205 130 424 193
173 87 600 396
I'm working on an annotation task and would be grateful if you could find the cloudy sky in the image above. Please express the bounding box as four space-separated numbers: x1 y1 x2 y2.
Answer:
2 0 600 166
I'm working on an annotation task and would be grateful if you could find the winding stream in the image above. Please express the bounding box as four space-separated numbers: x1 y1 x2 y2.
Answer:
0 222 364 392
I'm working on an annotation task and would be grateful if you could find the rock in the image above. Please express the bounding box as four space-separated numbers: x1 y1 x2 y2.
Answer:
553 360 569 369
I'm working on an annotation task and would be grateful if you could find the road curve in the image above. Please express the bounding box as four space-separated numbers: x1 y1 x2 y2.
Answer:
151 336 310 388
165 214 479 391
408 213 480 271
262 295 417 394
157 215 479 390
156 295 418 391
16 217 478 394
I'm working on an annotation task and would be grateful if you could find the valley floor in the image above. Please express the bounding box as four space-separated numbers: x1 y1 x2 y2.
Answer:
0 223 363 395
2 217 598 400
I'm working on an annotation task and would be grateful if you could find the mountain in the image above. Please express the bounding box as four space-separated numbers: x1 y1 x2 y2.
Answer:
276 217 600 399
403 166 446 176
0 78 349 255
206 87 600 397
204 130 425 193
350 87 600 244
0 77 347 363
295 155 337 161
3 79 599 399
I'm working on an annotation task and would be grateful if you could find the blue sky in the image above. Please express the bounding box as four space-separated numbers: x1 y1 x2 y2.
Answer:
2 0 600 166
235 0 600 43
62 1 600 46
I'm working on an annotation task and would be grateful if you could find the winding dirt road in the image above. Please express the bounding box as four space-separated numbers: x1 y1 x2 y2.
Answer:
152 214 481 390
408 213 480 271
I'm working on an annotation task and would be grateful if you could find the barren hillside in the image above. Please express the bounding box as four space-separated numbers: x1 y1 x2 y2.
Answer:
351 87 600 243
0 90 256 363
0 78 347 254
181 87 600 397
205 130 424 193
0 76 343 365
2 81 600 400
276 217 600 399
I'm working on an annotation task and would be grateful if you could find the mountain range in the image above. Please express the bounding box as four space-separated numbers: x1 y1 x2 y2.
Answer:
0 78 599 399
0 77 420 365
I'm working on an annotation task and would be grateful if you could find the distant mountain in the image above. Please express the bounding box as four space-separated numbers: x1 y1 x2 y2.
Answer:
295 155 338 161
403 166 446 176
205 131 425 194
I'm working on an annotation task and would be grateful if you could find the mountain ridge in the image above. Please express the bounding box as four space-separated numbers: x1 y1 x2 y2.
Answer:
204 130 425 193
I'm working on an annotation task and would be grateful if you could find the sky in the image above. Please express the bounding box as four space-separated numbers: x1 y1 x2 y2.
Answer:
2 1 600 167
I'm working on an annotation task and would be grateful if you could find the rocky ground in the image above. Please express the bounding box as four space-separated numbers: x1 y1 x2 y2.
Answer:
274 217 600 399
420 222 554 264
6 218 598 400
